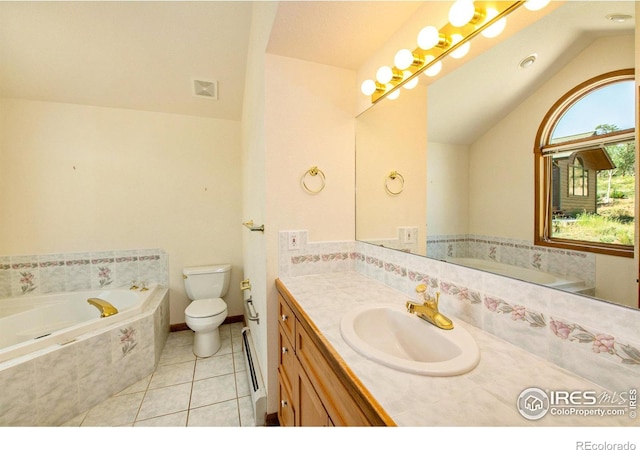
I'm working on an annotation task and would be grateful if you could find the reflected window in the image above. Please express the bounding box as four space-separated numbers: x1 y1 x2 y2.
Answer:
535 70 635 257
568 156 588 197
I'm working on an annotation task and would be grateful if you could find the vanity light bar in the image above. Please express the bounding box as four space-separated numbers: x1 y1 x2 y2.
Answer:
369 1 526 104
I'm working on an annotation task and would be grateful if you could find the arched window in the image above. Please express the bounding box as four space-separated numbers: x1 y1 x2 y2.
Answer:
534 69 635 257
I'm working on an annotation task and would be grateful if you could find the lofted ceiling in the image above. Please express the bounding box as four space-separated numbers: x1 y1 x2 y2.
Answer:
0 1 634 134
427 1 636 145
267 1 423 70
0 1 256 120
0 1 422 121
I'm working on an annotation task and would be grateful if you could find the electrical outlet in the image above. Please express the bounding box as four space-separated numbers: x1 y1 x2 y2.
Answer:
288 231 300 250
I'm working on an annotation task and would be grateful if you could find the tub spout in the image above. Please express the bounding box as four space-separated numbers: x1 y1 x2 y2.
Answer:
87 298 118 318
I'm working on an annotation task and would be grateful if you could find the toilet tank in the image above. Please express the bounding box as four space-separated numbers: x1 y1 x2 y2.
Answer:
183 264 231 300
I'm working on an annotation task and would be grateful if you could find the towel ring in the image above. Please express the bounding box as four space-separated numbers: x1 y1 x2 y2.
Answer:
301 166 326 194
385 171 404 196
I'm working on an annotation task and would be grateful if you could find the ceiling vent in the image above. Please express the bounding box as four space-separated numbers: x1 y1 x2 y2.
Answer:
192 79 218 100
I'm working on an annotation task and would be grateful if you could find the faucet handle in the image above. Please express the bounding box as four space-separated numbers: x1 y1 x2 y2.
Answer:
432 291 440 308
415 284 428 304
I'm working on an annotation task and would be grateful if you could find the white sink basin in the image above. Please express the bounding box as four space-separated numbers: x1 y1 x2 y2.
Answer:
340 304 480 376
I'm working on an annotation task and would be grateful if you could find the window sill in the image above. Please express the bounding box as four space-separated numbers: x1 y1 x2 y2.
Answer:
534 237 634 258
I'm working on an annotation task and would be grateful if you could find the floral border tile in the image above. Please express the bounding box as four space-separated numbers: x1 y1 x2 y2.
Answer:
0 248 168 298
408 270 437 288
440 281 482 305
549 318 640 367
484 296 546 328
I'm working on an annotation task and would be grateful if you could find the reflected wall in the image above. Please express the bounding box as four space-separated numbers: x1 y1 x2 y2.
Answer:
356 84 427 255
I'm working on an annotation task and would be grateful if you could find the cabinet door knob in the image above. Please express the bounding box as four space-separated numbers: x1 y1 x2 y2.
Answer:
281 400 288 408
281 347 288 354
281 314 288 322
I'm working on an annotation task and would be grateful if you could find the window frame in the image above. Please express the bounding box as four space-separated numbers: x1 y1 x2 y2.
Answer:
534 69 635 258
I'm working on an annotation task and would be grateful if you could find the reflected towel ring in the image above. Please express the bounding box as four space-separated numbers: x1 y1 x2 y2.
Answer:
302 166 326 194
385 171 404 196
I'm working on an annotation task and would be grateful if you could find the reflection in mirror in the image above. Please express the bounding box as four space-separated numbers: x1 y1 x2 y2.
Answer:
356 84 427 255
355 1 637 309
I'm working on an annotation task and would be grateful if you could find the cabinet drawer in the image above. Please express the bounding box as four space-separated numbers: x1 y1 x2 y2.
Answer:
296 325 370 426
278 324 295 391
278 293 295 344
277 369 295 427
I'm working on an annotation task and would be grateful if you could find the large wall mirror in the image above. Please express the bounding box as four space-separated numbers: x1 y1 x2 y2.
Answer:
356 1 638 309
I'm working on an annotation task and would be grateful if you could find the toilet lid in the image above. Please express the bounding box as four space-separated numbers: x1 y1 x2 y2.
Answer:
186 298 227 318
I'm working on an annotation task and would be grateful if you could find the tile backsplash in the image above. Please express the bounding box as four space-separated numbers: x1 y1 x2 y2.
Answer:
278 231 640 392
0 248 168 298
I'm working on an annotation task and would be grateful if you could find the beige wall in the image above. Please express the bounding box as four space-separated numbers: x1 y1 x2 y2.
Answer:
0 98 244 323
264 53 356 414
426 141 469 238
241 0 278 409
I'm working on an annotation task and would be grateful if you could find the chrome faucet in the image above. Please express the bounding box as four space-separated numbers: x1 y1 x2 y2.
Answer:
87 298 118 318
406 284 454 330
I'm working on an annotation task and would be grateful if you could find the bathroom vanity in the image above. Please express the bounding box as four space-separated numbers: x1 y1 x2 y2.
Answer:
277 279 393 426
276 273 636 427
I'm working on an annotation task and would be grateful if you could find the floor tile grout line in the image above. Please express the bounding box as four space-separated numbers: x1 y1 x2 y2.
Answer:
84 326 250 427
185 353 199 427
132 373 153 425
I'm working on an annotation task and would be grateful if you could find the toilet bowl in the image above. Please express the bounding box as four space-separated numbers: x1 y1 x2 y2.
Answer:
185 298 227 357
182 264 231 357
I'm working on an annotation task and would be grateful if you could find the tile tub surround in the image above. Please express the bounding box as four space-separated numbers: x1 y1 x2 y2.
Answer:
0 287 170 426
278 273 638 426
426 234 596 288
278 233 640 395
0 248 169 298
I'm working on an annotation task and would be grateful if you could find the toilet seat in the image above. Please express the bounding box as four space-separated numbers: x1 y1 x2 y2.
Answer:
185 298 227 318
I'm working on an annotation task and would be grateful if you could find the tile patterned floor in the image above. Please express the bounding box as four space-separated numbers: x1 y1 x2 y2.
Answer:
63 322 255 427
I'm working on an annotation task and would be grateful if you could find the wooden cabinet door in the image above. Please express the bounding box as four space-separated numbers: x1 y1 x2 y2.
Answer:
295 363 329 427
277 370 295 427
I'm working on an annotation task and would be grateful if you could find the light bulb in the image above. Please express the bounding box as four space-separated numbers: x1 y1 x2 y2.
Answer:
423 56 442 77
524 0 550 11
481 8 506 38
403 71 419 90
417 26 440 50
387 89 400 100
450 34 470 59
394 49 415 70
376 66 393 84
361 79 377 96
449 0 475 27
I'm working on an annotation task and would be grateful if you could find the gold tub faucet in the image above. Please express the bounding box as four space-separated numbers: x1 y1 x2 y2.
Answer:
87 298 118 318
406 284 454 330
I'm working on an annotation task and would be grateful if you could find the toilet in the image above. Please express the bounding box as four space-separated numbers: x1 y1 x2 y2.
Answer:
183 264 231 357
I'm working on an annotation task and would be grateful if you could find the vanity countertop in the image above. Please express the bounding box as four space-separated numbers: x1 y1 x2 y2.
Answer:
277 272 635 426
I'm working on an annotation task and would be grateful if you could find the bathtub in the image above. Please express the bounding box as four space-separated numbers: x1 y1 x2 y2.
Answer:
0 285 170 426
0 286 156 364
446 257 587 291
